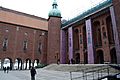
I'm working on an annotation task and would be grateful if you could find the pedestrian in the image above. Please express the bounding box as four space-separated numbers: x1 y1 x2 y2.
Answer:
30 66 37 80
57 59 60 65
3 67 6 73
7 66 10 73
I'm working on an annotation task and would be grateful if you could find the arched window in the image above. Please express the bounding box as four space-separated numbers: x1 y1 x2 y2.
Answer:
3 38 8 51
92 21 102 47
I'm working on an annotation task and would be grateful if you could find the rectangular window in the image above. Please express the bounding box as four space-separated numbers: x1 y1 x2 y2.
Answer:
3 38 8 51
23 41 27 52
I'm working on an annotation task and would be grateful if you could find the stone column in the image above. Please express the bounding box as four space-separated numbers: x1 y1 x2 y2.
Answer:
60 30 66 64
68 27 73 63
110 6 120 63
85 19 95 64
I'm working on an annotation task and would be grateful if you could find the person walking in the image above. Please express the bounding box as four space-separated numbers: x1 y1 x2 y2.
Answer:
7 66 10 73
30 66 37 80
3 67 6 73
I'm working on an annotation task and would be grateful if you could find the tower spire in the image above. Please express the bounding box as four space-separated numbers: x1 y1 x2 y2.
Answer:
52 0 58 9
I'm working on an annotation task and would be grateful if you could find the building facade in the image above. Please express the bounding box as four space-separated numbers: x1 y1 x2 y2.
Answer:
0 0 120 70
60 0 120 64
0 7 48 69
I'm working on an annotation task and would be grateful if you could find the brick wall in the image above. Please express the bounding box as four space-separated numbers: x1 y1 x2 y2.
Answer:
0 22 47 64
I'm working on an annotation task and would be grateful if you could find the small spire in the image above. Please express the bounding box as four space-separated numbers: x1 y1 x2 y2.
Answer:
52 0 58 9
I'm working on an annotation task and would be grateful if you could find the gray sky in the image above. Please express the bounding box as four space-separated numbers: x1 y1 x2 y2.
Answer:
1 0 106 20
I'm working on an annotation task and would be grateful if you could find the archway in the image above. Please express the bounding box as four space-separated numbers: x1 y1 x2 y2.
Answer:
14 58 22 70
34 59 39 67
110 48 117 63
24 59 32 69
3 58 13 70
96 50 104 64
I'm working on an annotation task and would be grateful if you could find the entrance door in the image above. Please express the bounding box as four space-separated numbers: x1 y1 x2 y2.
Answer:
110 48 117 63
96 50 104 64
75 53 80 64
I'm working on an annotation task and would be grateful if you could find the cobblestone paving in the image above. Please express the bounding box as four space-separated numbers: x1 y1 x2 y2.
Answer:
0 69 72 80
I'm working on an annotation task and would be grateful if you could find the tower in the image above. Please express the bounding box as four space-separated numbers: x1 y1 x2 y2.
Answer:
47 0 61 64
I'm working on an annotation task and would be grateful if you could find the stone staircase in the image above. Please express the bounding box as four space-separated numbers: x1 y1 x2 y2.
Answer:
43 64 120 80
43 64 107 72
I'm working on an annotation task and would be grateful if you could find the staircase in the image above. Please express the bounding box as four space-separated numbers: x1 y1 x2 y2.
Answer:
43 64 120 80
43 64 107 72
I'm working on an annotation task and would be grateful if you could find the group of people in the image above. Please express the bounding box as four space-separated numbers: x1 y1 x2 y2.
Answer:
3 66 10 73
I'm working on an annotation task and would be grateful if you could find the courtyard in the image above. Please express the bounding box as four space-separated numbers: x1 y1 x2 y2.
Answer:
0 68 71 80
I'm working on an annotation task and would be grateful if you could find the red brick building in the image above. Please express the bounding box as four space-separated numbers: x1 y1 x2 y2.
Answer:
60 0 120 64
0 7 48 69
0 0 120 70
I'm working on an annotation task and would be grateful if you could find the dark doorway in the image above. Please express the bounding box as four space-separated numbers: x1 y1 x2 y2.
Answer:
96 50 104 64
110 48 117 63
75 53 80 64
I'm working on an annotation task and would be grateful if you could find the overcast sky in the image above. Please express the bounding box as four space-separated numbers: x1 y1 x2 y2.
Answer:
1 0 107 20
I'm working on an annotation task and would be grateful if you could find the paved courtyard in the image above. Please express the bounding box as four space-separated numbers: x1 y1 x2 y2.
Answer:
0 69 72 80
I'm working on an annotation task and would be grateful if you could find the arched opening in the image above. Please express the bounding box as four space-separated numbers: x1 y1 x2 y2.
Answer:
24 59 32 70
96 50 104 64
3 58 13 70
92 21 102 47
110 48 117 63
14 58 22 70
75 53 80 64
73 29 79 50
106 16 114 44
34 59 39 67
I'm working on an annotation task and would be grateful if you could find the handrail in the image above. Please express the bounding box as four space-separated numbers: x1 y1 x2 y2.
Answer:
70 64 120 80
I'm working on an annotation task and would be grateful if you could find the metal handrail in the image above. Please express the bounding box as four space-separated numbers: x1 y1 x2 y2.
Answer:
70 64 120 80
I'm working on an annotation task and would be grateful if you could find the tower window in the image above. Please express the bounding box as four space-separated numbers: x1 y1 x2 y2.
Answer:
3 38 8 51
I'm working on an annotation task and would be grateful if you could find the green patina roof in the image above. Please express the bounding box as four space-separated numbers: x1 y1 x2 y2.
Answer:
49 0 61 17
62 0 112 28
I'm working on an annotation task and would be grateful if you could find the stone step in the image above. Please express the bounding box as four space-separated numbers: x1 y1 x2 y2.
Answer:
43 64 107 72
